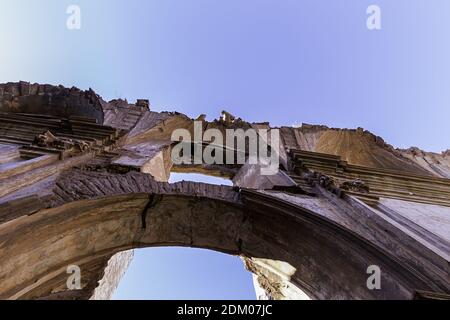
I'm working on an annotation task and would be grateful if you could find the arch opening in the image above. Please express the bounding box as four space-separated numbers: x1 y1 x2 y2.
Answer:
168 172 233 186
112 247 255 300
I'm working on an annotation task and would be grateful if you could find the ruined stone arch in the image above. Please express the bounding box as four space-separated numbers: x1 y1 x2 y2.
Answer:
1 82 449 300
2 169 445 300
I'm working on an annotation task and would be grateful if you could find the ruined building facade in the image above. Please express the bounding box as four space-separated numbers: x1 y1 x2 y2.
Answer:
0 82 449 300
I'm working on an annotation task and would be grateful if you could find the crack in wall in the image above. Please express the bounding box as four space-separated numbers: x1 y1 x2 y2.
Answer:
140 193 162 229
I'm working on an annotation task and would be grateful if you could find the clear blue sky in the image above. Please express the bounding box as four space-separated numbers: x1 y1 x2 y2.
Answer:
112 247 255 300
1 0 449 299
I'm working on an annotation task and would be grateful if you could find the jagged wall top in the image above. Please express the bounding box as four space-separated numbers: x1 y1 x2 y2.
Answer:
1 81 449 178
0 82 104 124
